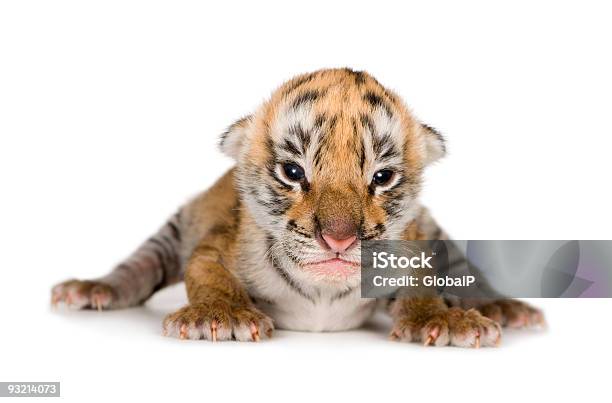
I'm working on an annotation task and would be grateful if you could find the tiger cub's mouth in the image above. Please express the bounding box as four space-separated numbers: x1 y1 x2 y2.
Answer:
301 257 360 278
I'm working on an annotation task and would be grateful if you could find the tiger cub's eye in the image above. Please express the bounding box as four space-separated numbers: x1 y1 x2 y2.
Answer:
282 163 305 182
372 169 394 186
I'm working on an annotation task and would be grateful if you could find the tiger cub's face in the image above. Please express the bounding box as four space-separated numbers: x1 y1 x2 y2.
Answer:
221 69 445 289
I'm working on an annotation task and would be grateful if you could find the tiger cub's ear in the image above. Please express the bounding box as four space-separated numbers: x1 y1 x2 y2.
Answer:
420 123 446 165
219 115 253 160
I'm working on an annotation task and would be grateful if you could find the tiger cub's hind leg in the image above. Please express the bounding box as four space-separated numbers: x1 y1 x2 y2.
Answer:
51 212 184 310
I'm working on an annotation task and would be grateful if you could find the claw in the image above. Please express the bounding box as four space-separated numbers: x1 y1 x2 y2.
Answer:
250 323 260 342
93 296 102 312
424 335 435 346
211 320 217 342
474 334 480 348
51 294 60 307
389 331 400 341
424 326 439 346
265 327 273 338
179 324 188 340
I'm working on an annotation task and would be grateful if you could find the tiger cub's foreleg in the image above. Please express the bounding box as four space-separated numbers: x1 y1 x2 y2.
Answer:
162 235 274 342
51 212 183 310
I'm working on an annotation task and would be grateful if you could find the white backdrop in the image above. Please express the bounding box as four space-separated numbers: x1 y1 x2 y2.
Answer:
1 1 611 402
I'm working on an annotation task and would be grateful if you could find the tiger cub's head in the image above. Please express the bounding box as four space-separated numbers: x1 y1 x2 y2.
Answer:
220 68 445 289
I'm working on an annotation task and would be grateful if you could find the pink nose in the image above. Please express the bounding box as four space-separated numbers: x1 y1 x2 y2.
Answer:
322 234 357 253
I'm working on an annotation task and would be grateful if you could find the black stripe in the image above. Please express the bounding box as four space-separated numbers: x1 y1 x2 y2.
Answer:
331 287 356 303
313 114 326 130
327 115 338 133
287 124 311 153
281 139 301 156
270 257 315 304
219 131 228 147
360 113 376 135
251 296 276 306
292 90 321 109
151 249 168 292
149 237 177 269
167 221 181 242
352 118 366 172
161 235 179 262
265 184 292 215
363 91 393 118
266 236 315 304
421 123 446 152
361 222 385 240
252 188 291 216
283 73 315 96
149 238 170 259
382 199 402 218
372 132 393 158
344 68 367 85
379 145 399 160
287 219 312 238
312 117 335 169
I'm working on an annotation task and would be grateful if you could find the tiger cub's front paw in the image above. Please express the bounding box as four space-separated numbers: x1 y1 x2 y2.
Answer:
162 302 274 342
391 308 502 348
51 279 118 310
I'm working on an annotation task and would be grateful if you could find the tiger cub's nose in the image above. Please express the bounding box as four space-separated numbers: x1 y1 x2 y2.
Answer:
321 233 357 253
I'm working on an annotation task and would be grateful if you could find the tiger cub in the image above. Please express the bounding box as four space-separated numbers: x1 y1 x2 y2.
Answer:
51 68 543 347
